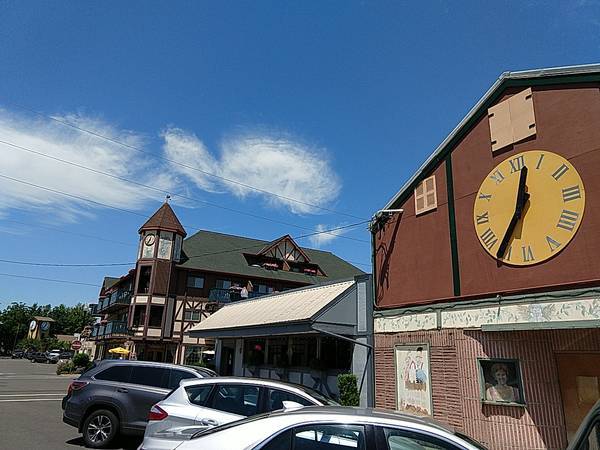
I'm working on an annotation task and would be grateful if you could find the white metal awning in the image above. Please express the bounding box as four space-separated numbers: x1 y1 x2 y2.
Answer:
188 280 356 338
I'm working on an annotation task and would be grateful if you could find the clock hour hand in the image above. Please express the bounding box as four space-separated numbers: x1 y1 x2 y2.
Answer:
496 166 529 259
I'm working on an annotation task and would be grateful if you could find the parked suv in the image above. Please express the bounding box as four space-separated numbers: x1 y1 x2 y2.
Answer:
62 360 216 448
141 377 339 450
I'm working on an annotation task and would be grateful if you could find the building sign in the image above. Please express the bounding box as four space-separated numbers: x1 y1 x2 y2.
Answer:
395 344 432 416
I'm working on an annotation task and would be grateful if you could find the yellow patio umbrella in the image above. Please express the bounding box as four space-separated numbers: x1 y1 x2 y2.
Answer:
108 347 130 355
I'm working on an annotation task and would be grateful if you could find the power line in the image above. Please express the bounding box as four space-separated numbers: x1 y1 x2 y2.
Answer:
0 259 133 267
0 140 369 243
184 220 370 259
0 221 371 268
0 272 100 287
0 218 136 247
6 102 366 220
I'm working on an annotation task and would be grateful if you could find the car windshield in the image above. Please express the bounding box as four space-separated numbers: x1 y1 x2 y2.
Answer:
295 386 340 406
455 432 489 450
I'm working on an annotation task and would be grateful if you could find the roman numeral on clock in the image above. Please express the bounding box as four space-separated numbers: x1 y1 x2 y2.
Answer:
535 153 545 170
504 245 512 261
546 236 561 252
489 170 505 184
557 209 579 232
562 185 581 202
552 164 569 181
480 228 498 250
522 245 535 262
476 211 489 225
478 193 492 202
509 155 525 173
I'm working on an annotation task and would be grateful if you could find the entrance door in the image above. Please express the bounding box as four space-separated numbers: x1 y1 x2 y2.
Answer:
557 353 600 443
220 347 234 376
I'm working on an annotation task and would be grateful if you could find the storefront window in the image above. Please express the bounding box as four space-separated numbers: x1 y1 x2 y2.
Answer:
291 336 311 366
244 339 266 366
185 346 203 365
320 337 353 370
267 337 289 366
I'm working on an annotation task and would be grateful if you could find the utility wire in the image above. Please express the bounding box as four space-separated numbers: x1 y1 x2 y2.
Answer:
0 217 136 247
0 221 371 267
0 259 133 267
0 272 100 287
6 102 366 220
0 140 369 243
183 220 370 259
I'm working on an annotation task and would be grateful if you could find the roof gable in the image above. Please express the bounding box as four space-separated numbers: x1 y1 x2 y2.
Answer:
178 230 365 284
258 234 311 263
383 63 600 210
139 202 186 237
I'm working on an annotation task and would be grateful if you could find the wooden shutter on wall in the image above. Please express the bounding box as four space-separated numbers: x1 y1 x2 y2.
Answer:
488 87 536 153
414 175 437 216
152 260 171 295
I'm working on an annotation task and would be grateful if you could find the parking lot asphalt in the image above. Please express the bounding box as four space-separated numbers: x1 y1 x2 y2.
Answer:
0 358 142 450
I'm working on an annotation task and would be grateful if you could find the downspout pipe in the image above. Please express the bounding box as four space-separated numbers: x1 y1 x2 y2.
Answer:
312 324 373 407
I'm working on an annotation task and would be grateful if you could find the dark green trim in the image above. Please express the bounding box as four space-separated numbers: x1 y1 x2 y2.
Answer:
389 73 600 210
445 154 461 296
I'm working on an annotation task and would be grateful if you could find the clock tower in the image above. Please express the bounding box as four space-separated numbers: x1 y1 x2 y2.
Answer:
129 200 186 360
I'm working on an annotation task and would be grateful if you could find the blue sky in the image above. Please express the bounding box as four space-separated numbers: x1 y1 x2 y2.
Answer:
0 1 599 307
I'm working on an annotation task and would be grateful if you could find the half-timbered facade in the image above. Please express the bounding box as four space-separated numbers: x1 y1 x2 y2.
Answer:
92 201 364 366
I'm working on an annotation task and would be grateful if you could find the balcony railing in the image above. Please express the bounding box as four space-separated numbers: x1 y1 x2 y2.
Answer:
93 320 129 339
95 291 132 314
208 288 267 303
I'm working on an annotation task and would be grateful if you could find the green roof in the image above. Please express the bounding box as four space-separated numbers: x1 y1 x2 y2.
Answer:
102 277 120 290
179 230 365 284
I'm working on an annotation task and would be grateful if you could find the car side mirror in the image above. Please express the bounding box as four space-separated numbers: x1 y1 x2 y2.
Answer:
282 401 304 410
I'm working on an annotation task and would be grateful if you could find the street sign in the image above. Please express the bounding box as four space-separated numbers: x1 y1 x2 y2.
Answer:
71 340 82 351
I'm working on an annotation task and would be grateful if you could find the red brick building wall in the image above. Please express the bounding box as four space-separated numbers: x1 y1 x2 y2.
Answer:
375 328 600 450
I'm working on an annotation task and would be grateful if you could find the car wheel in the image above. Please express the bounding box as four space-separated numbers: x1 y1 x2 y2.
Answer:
82 409 119 448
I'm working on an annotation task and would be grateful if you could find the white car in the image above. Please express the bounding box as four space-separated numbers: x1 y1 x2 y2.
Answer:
173 406 488 450
139 377 339 450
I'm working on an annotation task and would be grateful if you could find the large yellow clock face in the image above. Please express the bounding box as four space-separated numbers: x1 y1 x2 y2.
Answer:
474 150 585 266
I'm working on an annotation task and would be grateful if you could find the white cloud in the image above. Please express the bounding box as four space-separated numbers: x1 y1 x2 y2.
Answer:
162 127 342 215
0 109 176 220
308 223 349 248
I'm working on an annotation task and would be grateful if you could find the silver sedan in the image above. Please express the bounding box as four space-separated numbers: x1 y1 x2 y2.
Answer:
140 377 339 450
174 406 488 450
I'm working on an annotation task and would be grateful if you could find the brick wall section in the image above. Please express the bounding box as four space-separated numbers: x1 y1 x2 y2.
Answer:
375 328 600 450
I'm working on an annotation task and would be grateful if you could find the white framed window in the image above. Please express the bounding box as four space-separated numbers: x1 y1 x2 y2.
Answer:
187 275 205 289
184 309 202 321
414 175 437 216
157 232 174 260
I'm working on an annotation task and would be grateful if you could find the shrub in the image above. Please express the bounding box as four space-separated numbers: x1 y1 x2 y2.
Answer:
188 360 207 368
56 360 75 375
337 373 360 406
72 352 90 368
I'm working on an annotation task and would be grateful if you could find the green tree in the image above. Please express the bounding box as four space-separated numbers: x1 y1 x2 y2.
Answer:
49 303 94 335
0 302 94 351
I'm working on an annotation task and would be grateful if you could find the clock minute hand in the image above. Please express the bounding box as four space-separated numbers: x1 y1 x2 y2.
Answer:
496 166 529 259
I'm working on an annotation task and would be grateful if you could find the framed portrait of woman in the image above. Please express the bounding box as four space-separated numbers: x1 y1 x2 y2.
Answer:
478 358 526 406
